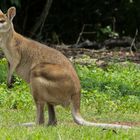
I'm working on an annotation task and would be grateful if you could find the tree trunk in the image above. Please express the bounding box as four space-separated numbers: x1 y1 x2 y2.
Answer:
30 0 53 38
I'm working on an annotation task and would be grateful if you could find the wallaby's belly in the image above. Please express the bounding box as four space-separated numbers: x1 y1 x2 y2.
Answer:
30 63 78 107
31 76 74 107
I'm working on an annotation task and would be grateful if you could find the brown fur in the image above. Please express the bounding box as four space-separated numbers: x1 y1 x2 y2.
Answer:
0 7 131 129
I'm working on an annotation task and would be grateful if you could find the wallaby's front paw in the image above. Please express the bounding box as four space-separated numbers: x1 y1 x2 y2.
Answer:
7 83 13 88
7 76 15 88
20 122 36 127
11 76 16 84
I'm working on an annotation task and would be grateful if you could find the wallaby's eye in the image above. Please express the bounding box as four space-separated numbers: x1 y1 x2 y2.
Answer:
0 19 6 23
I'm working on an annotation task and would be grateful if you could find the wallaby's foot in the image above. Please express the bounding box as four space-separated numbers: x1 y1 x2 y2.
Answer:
47 120 57 126
20 122 36 127
7 76 15 88
7 82 13 88
11 76 16 84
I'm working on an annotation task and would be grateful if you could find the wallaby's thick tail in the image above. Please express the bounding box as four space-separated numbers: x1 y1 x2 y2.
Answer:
71 90 131 129
71 105 131 129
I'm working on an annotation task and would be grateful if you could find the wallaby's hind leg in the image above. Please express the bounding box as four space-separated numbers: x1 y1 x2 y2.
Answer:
20 97 45 126
47 103 57 126
35 101 45 125
31 85 45 125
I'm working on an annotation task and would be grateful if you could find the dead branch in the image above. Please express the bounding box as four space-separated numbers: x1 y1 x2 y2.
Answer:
130 29 138 55
76 24 96 45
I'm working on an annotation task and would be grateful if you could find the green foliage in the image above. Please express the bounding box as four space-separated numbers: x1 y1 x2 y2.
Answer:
97 26 119 41
10 0 21 8
0 58 7 83
0 81 33 110
0 59 33 109
0 0 21 12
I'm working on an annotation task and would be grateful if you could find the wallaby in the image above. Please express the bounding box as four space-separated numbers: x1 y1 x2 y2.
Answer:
0 7 131 129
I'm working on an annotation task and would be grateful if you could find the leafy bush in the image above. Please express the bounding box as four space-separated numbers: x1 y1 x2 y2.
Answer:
0 59 33 109
76 62 140 113
0 81 33 110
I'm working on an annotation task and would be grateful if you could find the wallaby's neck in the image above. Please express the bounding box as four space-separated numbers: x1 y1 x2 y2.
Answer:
0 27 14 48
0 27 17 63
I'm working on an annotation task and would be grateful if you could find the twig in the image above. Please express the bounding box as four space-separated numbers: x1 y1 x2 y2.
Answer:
39 0 53 35
76 24 95 45
112 17 116 32
130 29 138 55
76 24 86 45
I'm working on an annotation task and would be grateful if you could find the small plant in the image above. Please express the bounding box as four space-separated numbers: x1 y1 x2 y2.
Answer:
100 26 119 38
97 25 119 41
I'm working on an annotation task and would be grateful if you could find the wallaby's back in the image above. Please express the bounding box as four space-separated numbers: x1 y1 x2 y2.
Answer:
14 33 80 90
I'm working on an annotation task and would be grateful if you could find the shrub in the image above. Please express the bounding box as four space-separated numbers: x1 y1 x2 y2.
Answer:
76 62 140 113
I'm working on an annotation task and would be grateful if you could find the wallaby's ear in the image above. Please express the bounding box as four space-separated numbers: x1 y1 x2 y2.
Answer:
7 7 16 21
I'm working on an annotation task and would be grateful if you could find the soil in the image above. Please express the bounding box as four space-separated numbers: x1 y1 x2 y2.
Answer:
113 122 140 127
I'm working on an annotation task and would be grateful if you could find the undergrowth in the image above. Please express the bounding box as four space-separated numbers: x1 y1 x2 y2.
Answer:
76 63 140 114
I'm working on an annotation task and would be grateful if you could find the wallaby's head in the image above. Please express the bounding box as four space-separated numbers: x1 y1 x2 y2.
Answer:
0 7 16 33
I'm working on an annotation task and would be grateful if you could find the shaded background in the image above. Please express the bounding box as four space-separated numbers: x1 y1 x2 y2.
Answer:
0 0 140 44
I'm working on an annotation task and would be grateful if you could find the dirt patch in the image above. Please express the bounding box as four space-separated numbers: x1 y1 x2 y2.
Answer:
51 45 140 66
112 122 140 127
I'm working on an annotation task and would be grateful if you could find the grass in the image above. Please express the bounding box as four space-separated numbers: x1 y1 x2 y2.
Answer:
0 108 139 140
0 58 140 139
0 125 139 140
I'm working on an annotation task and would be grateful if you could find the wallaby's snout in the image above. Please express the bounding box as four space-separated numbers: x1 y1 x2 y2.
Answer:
0 13 7 31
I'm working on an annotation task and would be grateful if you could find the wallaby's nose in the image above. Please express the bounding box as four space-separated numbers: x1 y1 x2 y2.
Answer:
0 10 3 14
0 10 4 17
0 19 5 23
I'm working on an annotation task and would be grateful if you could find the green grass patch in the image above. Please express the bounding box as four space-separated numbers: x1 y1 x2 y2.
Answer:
0 108 139 140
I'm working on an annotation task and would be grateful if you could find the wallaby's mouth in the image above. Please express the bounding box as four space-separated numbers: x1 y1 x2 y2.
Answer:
0 23 5 28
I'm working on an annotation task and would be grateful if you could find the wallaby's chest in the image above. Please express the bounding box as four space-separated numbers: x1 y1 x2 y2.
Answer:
1 44 13 63
16 63 31 83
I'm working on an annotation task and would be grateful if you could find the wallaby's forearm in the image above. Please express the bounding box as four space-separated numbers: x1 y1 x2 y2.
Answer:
7 62 12 88
7 61 18 88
